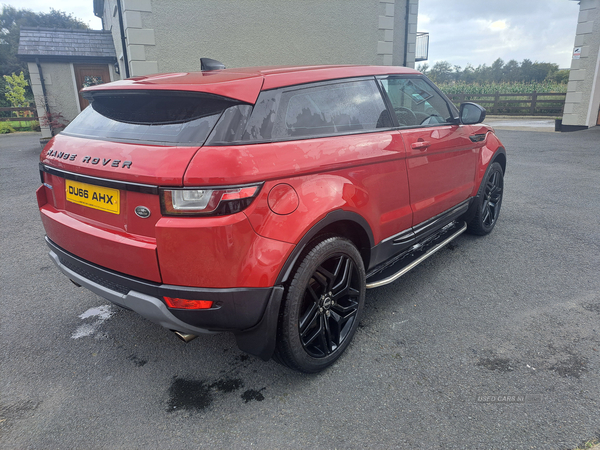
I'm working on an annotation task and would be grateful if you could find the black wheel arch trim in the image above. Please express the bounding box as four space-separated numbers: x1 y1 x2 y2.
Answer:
463 148 506 223
275 210 375 285
491 147 507 174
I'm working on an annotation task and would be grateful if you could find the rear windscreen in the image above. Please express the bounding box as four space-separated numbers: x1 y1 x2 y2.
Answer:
62 91 240 145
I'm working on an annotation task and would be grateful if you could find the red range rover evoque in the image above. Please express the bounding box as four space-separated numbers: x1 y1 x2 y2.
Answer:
37 63 506 373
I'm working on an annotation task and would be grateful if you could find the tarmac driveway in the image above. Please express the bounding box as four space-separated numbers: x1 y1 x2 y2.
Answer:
1 128 599 449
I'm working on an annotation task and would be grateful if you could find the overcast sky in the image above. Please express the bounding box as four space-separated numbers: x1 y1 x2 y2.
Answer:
418 0 581 69
3 0 102 30
4 0 581 69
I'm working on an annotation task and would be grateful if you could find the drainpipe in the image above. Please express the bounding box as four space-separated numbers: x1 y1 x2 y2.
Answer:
403 0 410 67
116 0 131 78
35 58 53 136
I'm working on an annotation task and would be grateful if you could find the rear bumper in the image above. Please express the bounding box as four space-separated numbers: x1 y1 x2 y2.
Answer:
46 237 276 335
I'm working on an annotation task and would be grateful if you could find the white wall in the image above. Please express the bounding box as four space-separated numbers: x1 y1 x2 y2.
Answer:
27 62 80 138
101 0 418 77
563 0 600 128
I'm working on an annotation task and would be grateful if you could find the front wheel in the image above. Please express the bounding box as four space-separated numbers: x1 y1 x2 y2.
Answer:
274 237 366 373
467 162 504 235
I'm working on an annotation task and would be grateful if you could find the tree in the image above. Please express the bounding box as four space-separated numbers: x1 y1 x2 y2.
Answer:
453 65 462 82
428 61 454 84
462 64 476 84
473 64 491 84
532 62 559 83
3 71 29 108
520 59 534 83
503 60 520 83
423 57 568 87
546 69 570 84
491 58 505 83
0 78 9 107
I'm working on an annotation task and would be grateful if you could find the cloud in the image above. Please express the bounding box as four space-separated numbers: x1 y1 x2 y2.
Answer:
1 0 102 29
489 20 508 31
418 0 580 68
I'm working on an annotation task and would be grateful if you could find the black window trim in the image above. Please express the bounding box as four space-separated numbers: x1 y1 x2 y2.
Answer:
375 74 460 131
60 127 220 148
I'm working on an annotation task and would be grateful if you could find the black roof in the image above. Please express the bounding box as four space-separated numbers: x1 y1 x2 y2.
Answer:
17 27 116 63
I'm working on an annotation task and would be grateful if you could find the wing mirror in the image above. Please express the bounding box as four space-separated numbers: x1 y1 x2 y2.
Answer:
459 102 486 125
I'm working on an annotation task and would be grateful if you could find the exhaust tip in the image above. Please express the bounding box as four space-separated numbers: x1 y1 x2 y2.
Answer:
173 331 197 343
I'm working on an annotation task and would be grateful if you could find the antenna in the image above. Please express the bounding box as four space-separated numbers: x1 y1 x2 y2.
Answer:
200 58 226 71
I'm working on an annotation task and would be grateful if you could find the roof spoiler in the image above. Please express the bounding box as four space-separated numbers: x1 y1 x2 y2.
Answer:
200 58 226 71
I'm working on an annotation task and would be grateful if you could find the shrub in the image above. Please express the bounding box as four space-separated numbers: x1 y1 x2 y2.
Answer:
39 111 69 135
3 72 29 110
0 121 16 134
11 120 40 131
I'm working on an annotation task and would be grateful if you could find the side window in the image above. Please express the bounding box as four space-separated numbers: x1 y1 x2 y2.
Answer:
379 77 453 127
241 79 391 142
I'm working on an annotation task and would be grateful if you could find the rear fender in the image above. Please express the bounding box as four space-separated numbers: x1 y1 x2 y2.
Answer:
245 174 371 242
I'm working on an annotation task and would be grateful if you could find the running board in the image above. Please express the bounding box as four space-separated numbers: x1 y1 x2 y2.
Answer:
366 222 467 289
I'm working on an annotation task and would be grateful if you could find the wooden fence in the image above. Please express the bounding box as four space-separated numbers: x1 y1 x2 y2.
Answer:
0 107 38 121
445 92 566 116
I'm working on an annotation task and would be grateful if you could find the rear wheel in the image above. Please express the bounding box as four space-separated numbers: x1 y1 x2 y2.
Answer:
274 237 366 373
467 162 504 235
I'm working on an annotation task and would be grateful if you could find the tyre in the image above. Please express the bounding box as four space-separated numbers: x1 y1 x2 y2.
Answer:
274 237 366 373
467 162 504 235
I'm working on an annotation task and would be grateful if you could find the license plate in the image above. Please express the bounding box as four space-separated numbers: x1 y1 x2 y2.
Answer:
65 179 120 214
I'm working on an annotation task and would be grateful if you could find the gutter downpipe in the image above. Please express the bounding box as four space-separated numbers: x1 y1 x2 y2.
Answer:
116 0 131 78
35 57 53 136
403 0 410 67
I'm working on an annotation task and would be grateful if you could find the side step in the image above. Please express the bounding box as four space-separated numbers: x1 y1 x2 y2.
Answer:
366 222 467 289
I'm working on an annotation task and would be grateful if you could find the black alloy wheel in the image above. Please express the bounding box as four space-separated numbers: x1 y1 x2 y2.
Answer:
274 237 366 373
467 162 504 235
482 169 503 228
299 252 361 357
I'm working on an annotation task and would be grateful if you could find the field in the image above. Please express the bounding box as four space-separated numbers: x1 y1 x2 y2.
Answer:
438 81 568 95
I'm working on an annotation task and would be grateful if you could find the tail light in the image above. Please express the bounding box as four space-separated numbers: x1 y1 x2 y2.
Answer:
160 184 262 216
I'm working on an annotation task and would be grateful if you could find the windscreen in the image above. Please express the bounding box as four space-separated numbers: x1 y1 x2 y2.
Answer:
62 91 240 145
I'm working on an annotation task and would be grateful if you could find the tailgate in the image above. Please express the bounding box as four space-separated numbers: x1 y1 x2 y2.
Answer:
37 89 245 282
38 136 200 283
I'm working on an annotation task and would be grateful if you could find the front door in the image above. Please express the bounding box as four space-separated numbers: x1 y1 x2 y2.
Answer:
73 64 111 110
378 76 478 225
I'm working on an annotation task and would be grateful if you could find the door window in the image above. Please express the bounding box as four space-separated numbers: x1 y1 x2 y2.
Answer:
74 64 111 110
241 78 392 142
379 77 453 127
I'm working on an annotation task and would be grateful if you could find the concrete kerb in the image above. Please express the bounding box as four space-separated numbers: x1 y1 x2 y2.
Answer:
484 115 558 132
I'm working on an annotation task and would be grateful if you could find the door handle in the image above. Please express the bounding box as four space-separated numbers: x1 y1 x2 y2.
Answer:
411 141 430 150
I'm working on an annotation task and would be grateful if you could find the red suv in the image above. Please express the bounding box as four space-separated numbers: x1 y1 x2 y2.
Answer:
37 64 506 373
